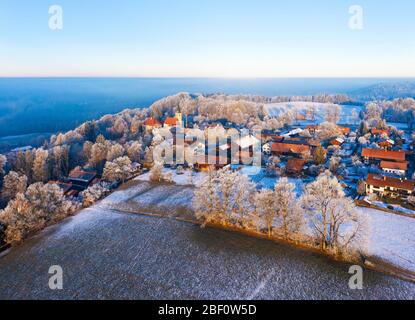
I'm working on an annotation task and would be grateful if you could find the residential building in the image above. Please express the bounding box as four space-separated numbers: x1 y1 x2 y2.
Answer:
380 161 408 176
271 142 310 157
365 174 415 199
145 118 162 131
362 148 406 164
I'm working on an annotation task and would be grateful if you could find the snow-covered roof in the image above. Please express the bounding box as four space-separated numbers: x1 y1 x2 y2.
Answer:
282 128 303 137
233 135 260 149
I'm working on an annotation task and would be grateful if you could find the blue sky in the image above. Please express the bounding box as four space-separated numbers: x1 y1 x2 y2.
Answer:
0 0 414 77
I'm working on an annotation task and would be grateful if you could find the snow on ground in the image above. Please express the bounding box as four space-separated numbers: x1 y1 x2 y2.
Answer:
135 169 208 187
358 207 415 272
371 201 415 216
265 101 363 125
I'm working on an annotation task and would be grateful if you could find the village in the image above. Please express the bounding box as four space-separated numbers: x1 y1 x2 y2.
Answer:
123 108 415 217
11 104 413 219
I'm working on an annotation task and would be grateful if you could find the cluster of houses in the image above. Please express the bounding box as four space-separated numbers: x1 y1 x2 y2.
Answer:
144 111 415 208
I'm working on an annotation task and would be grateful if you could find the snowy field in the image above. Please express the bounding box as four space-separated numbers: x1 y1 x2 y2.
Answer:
94 177 415 275
0 201 414 299
361 208 415 273
265 101 364 125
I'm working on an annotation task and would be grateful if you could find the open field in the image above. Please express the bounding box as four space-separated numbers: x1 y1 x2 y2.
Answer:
0 181 414 300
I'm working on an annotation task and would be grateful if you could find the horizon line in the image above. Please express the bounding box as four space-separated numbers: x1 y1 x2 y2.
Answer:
1 76 415 79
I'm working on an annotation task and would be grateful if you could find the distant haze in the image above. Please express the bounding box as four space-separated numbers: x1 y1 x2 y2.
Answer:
1 77 415 141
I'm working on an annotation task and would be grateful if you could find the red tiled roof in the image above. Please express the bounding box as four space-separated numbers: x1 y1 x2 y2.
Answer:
272 142 310 155
380 161 408 171
145 118 161 127
338 126 351 134
366 174 415 191
286 159 306 173
330 139 342 146
164 117 178 126
371 129 389 136
362 148 406 162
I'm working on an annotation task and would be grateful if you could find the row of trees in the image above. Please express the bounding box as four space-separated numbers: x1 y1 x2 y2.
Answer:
194 168 367 258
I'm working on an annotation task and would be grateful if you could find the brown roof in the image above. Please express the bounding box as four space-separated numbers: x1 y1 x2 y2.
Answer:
272 142 310 155
145 118 161 127
164 117 178 126
48 181 73 194
362 148 406 162
338 126 351 134
380 161 408 171
366 174 415 191
371 129 389 136
286 159 306 173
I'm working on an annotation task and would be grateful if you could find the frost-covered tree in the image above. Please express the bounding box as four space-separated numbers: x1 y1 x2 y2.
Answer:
325 105 342 124
126 141 142 162
254 189 276 238
89 141 109 171
1 171 28 202
106 143 125 161
0 183 79 245
329 157 341 174
51 145 69 178
301 171 366 255
273 178 303 240
80 182 110 207
193 168 255 226
0 154 7 177
102 156 133 183
32 149 49 182
301 171 345 251
149 161 164 182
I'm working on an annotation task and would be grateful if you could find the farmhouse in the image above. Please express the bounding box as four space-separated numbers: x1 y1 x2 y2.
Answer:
68 170 98 190
362 148 406 164
380 161 408 176
271 142 310 157
365 174 415 199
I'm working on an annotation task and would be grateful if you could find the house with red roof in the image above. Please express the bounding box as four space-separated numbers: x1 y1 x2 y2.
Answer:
362 148 406 164
380 161 408 176
144 118 162 130
271 142 311 157
365 174 415 199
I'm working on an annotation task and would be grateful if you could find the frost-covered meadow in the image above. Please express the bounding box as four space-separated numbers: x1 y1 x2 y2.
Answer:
0 186 414 300
265 101 364 125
